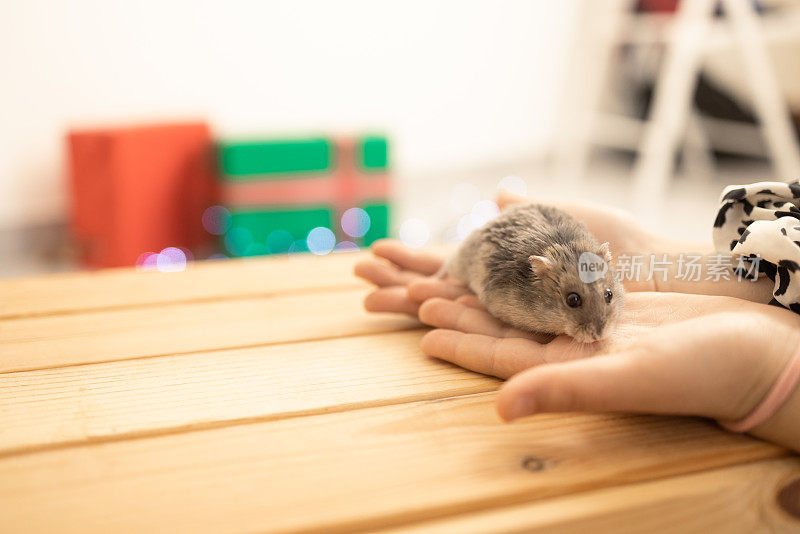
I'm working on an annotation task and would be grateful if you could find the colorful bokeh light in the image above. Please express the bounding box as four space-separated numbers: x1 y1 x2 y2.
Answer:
156 247 187 272
469 200 500 228
266 229 294 254
340 207 371 238
136 247 188 272
136 252 158 270
202 205 231 235
334 241 360 253
399 218 430 248
497 175 527 196
289 239 310 254
224 227 254 256
306 227 336 255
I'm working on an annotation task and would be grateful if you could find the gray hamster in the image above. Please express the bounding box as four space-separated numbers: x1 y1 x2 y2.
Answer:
439 203 624 342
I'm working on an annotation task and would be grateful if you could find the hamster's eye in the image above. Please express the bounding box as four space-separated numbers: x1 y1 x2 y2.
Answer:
604 289 613 304
565 292 582 308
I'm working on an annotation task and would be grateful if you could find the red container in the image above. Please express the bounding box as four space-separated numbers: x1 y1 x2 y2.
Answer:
67 122 217 268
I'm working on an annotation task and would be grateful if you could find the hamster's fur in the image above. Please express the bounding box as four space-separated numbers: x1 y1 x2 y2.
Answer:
441 203 624 342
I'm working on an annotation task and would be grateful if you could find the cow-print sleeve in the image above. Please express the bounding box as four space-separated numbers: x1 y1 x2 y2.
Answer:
712 180 800 313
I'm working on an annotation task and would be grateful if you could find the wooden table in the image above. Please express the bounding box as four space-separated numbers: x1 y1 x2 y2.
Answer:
2 251 800 533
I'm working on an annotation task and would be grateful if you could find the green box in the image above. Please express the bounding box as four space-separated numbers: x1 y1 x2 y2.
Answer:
224 206 333 256
218 135 389 177
222 201 390 257
219 138 333 179
362 202 390 246
218 134 391 257
358 136 388 171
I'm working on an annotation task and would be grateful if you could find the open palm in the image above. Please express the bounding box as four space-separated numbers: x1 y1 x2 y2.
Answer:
416 291 798 425
354 236 800 429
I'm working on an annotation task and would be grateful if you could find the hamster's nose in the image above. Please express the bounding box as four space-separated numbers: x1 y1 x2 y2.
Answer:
592 319 607 338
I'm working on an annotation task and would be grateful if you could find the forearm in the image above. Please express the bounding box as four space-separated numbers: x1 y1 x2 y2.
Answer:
646 233 716 257
619 231 775 302
665 274 773 302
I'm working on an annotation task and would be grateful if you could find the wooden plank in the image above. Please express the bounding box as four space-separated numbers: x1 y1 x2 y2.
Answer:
0 330 499 455
379 457 800 533
0 288 418 373
0 251 369 319
0 393 784 534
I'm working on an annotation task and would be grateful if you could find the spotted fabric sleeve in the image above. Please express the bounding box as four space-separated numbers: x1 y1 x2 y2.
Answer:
712 180 800 313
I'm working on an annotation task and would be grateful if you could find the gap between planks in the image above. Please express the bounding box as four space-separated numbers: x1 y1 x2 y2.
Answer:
0 287 420 373
0 244 454 320
0 283 365 321
374 457 800 534
1 392 787 534
0 250 374 319
0 330 500 457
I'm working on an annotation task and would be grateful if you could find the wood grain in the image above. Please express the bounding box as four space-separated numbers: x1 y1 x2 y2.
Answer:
0 393 785 534
0 251 370 319
0 288 419 373
0 330 499 455
3 246 790 533
378 458 800 533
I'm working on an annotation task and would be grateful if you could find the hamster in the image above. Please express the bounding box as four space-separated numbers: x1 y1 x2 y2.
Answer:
439 203 624 343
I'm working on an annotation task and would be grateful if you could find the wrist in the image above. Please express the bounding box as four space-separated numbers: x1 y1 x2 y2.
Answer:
749 375 800 453
730 320 800 422
722 316 800 452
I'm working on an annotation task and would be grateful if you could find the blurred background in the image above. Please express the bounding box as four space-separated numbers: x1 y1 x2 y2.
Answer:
1 0 799 276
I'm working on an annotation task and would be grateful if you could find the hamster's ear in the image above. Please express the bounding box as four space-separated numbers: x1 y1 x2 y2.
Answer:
529 255 553 279
599 242 613 262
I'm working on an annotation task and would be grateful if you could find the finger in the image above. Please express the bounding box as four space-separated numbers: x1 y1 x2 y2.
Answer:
456 294 485 310
363 287 420 316
420 329 550 379
420 298 556 344
407 278 471 302
354 259 424 287
419 298 537 340
501 311 800 422
371 240 443 276
496 190 529 210
496 351 645 421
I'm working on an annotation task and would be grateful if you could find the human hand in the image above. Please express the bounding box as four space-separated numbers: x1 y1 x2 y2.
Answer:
354 239 462 317
353 190 657 315
356 191 774 306
498 191 778 301
355 200 799 449
418 291 800 450
351 197 656 318
355 189 684 306
354 233 792 422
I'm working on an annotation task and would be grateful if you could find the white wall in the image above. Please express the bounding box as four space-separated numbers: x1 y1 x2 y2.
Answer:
0 0 576 228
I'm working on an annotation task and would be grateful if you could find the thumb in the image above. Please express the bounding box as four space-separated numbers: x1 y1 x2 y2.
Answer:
496 190 528 210
496 350 660 421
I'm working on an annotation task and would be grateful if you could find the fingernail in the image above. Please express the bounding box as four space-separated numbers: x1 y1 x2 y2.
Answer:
506 396 536 421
